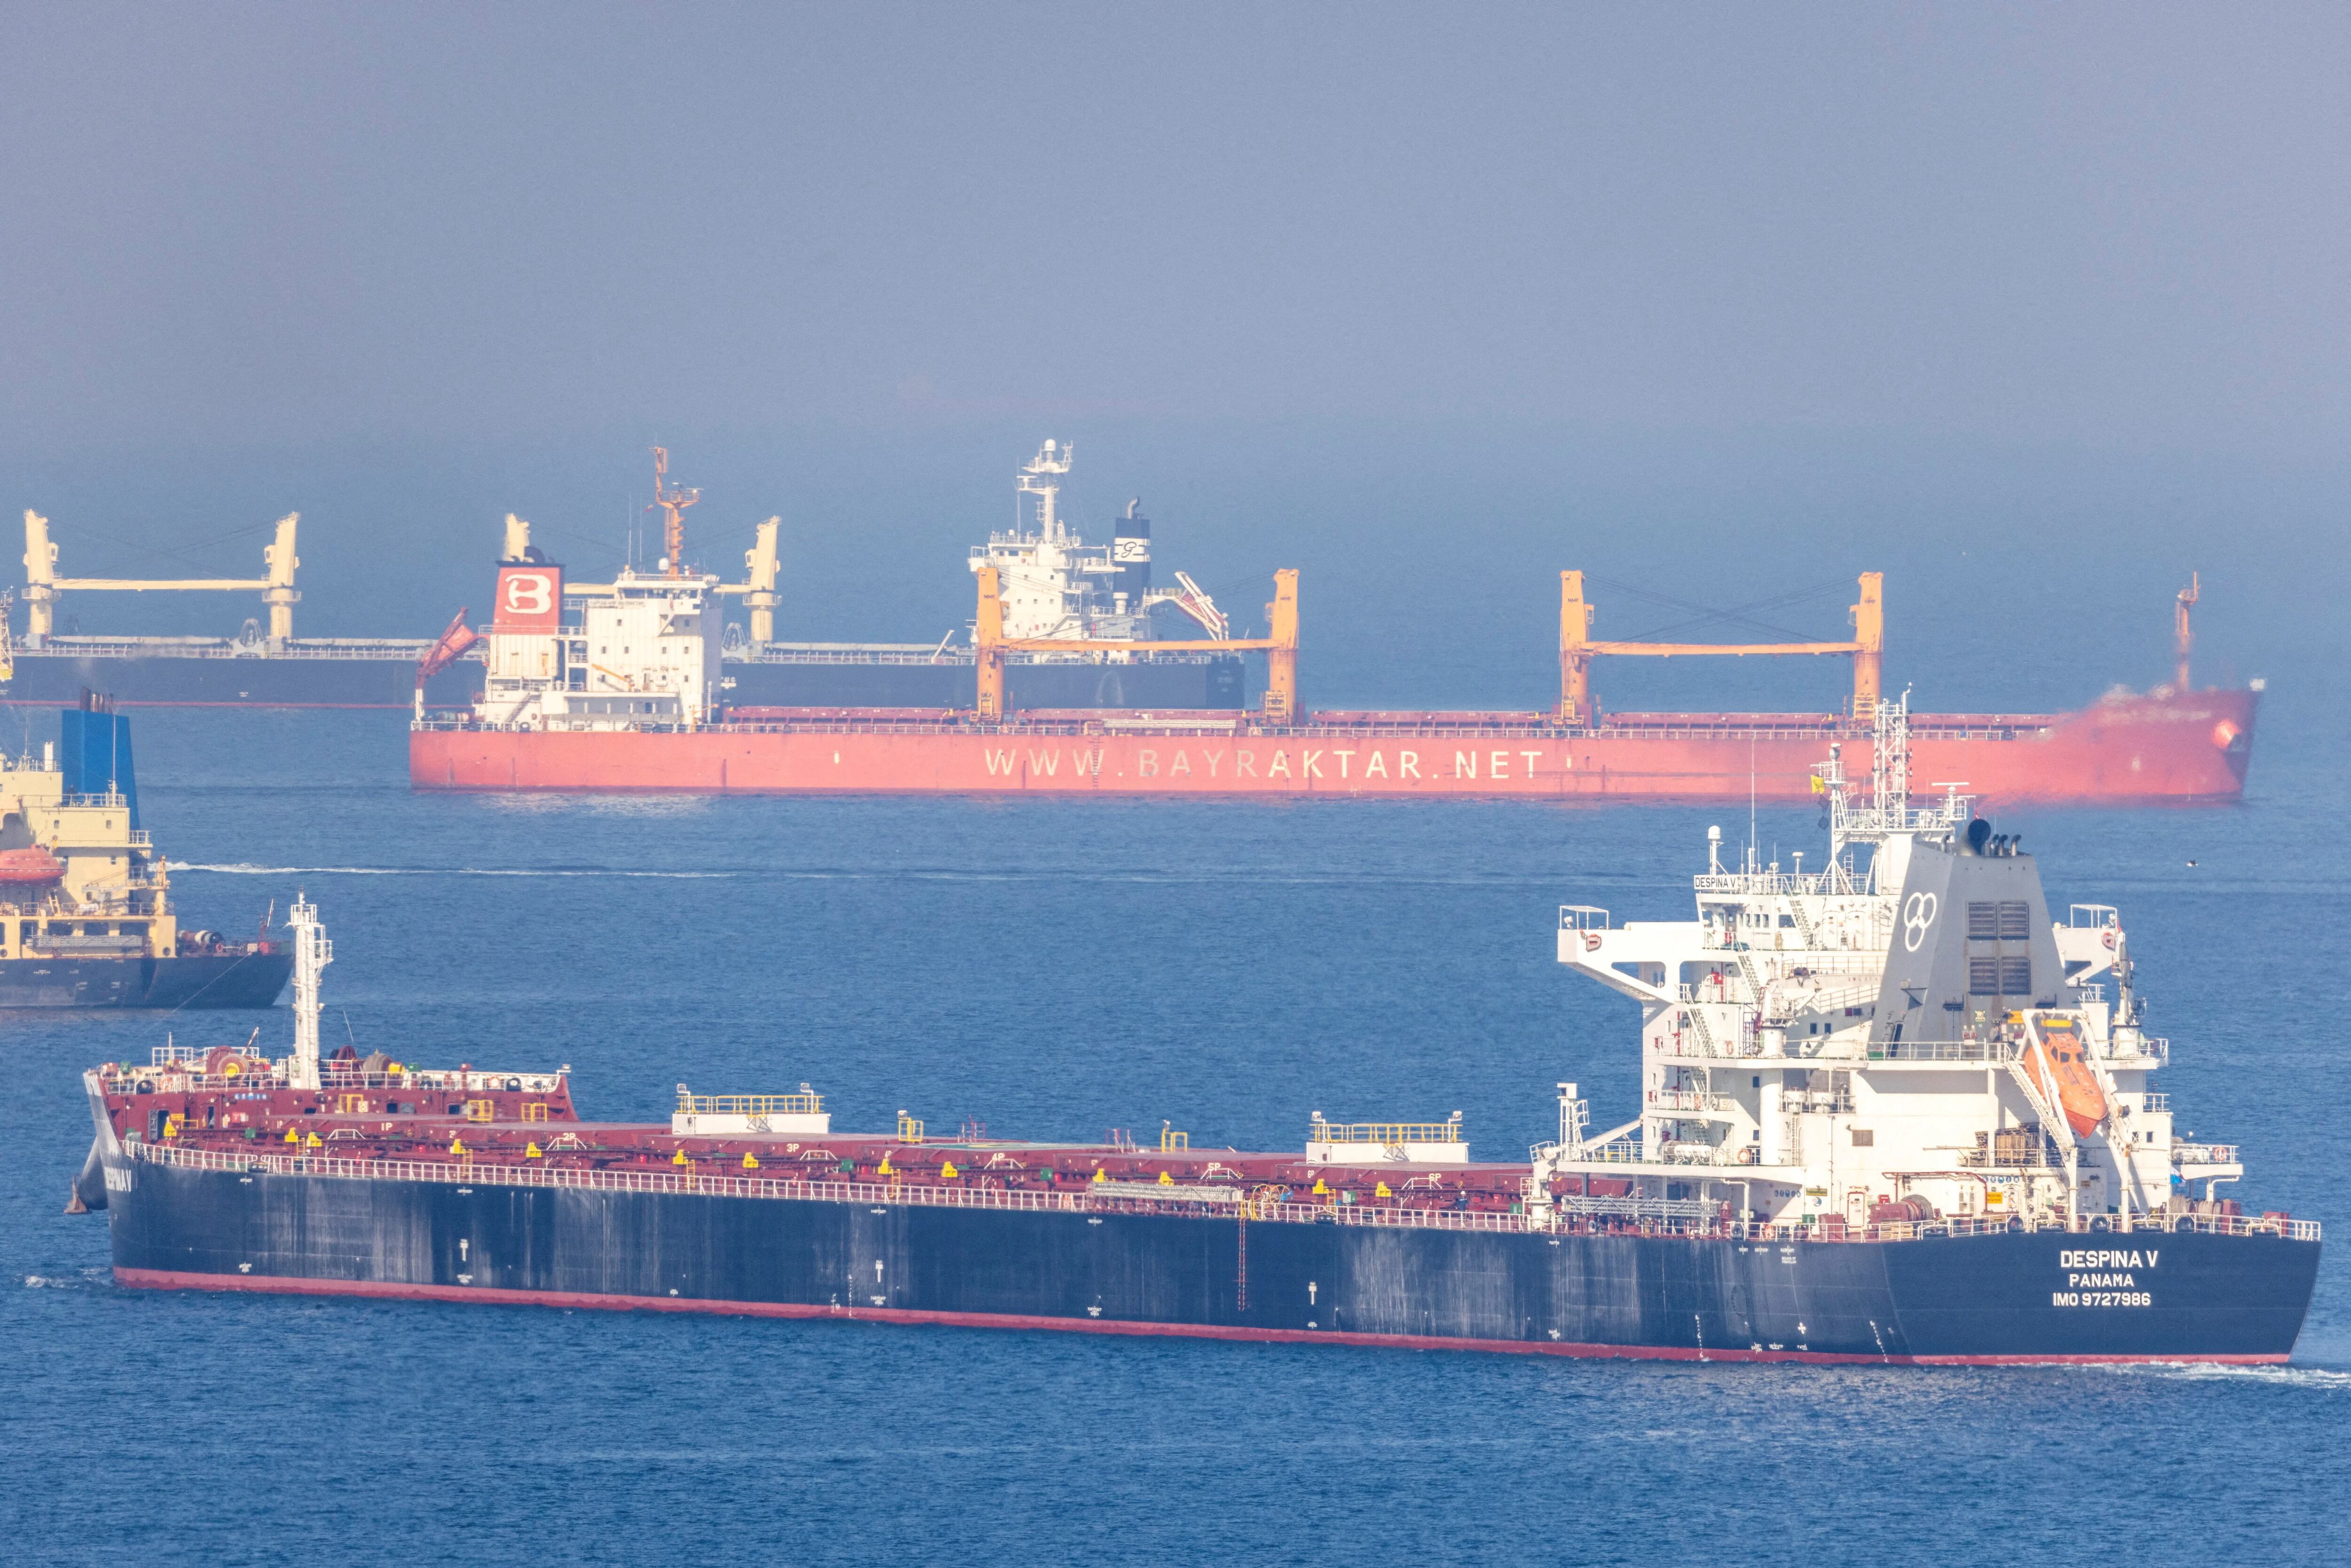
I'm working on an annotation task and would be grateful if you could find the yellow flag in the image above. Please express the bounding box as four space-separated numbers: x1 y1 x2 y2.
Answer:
876 1155 894 1176
1090 1166 1106 1183
741 1151 759 1170
1157 1169 1174 1186
671 1147 689 1166
940 1160 960 1179
1374 1181 1392 1198
525 1143 543 1159
284 1127 300 1143
304 1131 322 1149
1311 1177 1331 1196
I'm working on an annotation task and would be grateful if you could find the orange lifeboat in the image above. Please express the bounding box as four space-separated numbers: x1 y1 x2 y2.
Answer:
2022 1013 2107 1139
0 847 65 885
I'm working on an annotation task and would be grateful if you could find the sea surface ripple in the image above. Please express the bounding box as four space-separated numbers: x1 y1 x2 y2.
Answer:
3 701 2346 1566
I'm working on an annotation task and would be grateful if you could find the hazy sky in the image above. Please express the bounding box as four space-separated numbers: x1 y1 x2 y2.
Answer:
3 4 2345 706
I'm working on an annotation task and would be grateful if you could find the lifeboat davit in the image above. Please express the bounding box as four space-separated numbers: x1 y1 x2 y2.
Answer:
0 847 65 885
2023 1013 2108 1139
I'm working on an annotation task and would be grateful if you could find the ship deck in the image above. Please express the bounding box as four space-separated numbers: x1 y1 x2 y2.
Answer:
424 706 2076 739
95 1057 2314 1247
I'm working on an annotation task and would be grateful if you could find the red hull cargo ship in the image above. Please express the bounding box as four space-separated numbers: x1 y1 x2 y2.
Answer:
411 560 2255 804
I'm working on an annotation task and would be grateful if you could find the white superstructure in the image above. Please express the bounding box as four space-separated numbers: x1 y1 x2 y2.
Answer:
968 441 1226 648
1535 697 2241 1235
473 559 723 732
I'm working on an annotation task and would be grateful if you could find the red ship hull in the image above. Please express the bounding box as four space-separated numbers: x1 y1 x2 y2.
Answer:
410 689 2255 804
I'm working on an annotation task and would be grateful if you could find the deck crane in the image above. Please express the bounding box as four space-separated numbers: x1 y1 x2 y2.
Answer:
21 509 302 646
712 517 781 649
1556 570 1884 726
1150 570 1228 639
411 608 481 719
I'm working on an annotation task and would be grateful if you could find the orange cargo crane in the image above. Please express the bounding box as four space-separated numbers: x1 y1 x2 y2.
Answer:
1557 570 1883 726
973 567 1298 723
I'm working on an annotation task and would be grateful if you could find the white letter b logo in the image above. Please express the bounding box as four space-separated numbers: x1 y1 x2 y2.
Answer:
505 573 552 615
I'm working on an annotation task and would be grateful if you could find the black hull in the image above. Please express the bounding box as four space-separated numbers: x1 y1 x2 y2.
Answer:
725 657 1246 711
102 1160 2318 1363
3 653 481 709
4 953 291 1009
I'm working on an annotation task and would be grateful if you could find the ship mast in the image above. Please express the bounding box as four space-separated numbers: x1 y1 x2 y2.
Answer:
2174 571 2199 692
1017 440 1073 541
650 447 700 579
1820 691 1968 880
286 893 332 1092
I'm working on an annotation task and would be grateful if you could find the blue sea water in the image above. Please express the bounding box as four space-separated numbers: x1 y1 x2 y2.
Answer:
4 693 2347 1566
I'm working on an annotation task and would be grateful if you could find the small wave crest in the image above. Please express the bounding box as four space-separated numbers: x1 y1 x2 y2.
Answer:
2101 1361 2351 1389
23 1269 107 1290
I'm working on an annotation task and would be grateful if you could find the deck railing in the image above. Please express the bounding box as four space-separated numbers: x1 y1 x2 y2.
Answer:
105 1064 567 1095
1869 1040 2022 1064
1307 1117 1463 1144
678 1090 824 1118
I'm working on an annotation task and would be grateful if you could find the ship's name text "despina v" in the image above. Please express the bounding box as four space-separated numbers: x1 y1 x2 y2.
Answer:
2052 1248 2158 1308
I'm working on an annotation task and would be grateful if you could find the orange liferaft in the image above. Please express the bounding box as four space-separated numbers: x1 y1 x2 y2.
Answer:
2024 1015 2108 1140
0 847 65 884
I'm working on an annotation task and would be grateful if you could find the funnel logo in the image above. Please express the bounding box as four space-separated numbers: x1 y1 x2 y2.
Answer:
503 574 552 616
1902 892 1939 952
494 564 562 632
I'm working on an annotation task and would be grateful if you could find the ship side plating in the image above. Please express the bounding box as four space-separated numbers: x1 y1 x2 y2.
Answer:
98 1158 2312 1362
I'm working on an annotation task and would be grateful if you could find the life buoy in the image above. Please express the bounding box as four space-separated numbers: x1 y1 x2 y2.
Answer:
2102 930 2116 950
1583 932 1601 952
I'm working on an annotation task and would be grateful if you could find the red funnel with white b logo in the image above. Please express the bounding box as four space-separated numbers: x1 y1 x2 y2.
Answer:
493 563 563 634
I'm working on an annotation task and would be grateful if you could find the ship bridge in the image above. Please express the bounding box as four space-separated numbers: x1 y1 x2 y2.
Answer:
1543 698 2236 1237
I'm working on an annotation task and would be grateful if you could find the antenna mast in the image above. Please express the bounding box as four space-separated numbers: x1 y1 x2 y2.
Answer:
1017 440 1073 541
649 448 700 579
